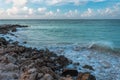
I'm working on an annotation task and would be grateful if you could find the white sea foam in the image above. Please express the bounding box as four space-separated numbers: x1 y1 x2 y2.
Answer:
49 43 120 80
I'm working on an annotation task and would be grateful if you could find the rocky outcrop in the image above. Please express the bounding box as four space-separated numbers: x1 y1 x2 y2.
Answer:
0 24 28 34
82 65 94 71
0 24 96 80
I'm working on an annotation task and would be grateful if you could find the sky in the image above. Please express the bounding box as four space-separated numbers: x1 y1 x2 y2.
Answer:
0 0 120 19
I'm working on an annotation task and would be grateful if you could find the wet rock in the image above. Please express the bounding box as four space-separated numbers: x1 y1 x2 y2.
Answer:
41 74 53 80
11 28 17 32
0 37 8 45
60 75 73 80
23 41 27 44
12 73 18 79
56 55 70 67
62 69 78 77
77 72 96 80
0 24 28 34
82 65 94 71
12 41 19 45
0 32 72 80
29 72 38 80
28 68 37 74
37 73 44 79
4 54 17 64
20 70 29 80
39 66 59 79
0 63 18 72
73 62 80 66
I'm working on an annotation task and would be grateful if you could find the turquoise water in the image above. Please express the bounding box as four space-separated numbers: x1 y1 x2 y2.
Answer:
0 19 120 80
0 19 120 48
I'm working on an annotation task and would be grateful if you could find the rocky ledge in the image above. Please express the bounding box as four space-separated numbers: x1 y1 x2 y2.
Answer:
0 24 28 34
0 24 96 80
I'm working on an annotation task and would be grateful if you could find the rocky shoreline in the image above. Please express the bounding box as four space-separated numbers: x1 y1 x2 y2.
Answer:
0 24 96 80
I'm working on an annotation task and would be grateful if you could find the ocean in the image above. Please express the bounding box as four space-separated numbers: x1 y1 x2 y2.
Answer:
0 19 120 80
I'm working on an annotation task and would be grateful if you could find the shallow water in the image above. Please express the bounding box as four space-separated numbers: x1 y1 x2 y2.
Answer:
0 19 120 80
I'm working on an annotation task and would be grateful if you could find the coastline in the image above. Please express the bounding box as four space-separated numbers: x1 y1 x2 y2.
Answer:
0 24 96 80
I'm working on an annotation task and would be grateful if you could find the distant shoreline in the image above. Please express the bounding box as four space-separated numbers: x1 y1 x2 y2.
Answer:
0 19 120 20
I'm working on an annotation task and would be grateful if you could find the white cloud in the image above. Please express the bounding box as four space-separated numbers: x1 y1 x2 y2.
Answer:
45 0 86 6
0 0 120 19
0 8 4 15
81 8 94 17
65 9 79 18
6 0 27 7
45 11 54 16
6 7 18 15
22 6 28 11
38 7 47 13
57 9 60 13
31 0 43 3
45 0 105 6
28 8 34 15
92 0 106 2
97 8 112 16
97 2 120 17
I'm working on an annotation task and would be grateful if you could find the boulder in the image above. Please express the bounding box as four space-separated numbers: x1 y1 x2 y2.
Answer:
82 65 94 71
56 55 70 67
0 37 8 45
77 72 96 80
62 69 78 77
60 75 73 80
41 74 53 80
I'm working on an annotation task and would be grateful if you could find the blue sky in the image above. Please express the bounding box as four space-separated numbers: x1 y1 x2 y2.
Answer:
0 0 120 19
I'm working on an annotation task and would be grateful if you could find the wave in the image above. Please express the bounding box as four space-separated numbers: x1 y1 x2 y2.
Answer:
87 41 120 53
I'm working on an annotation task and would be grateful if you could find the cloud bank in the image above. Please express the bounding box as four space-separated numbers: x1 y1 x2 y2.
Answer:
0 0 120 19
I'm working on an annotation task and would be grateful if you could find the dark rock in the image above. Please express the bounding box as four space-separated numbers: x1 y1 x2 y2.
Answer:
0 24 28 34
29 72 38 80
60 75 73 80
0 31 73 80
23 41 27 44
11 28 17 32
0 37 8 45
41 74 53 80
4 54 17 64
73 62 80 66
56 55 70 67
83 65 94 71
77 72 96 80
62 69 78 77
37 73 44 79
38 66 59 79
12 41 19 45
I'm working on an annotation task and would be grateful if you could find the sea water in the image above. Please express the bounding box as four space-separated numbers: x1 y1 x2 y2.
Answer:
0 19 120 80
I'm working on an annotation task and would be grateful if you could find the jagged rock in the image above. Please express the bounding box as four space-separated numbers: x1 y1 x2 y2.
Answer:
0 28 74 80
62 69 78 77
41 74 53 80
4 54 17 64
19 70 29 80
56 55 70 67
0 63 18 71
39 66 59 79
37 73 44 79
0 37 8 45
82 65 94 71
28 68 37 74
29 72 38 80
77 72 96 80
0 24 28 34
60 75 73 80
